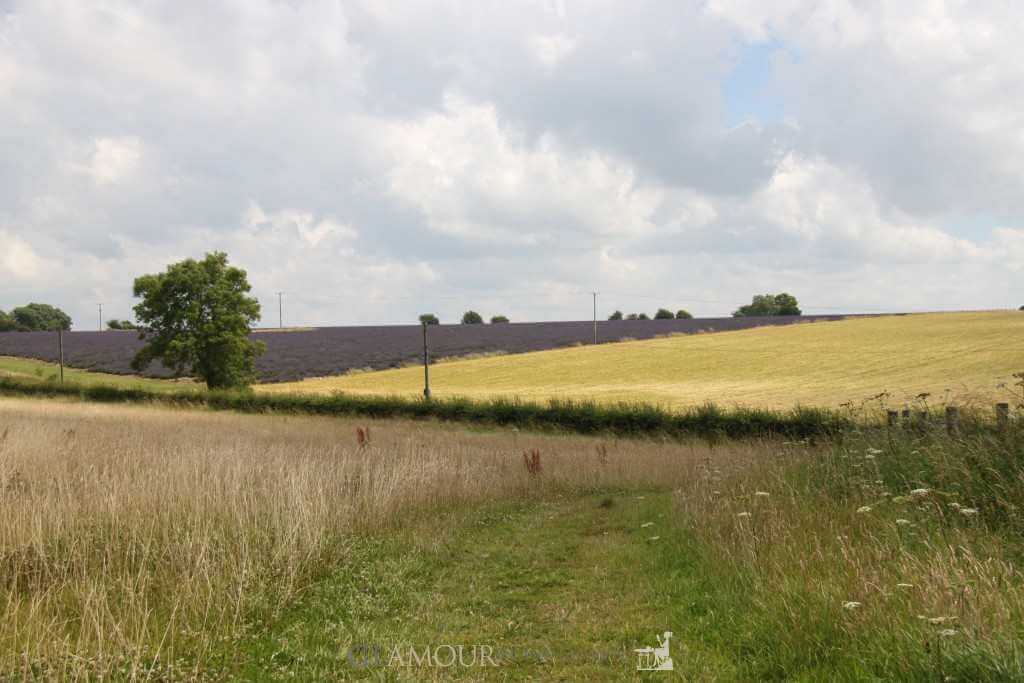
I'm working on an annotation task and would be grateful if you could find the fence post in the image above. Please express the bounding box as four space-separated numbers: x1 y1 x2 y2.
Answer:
996 402 1009 431
945 406 959 436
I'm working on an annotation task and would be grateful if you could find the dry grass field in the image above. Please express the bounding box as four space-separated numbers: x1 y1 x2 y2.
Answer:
266 311 1023 410
0 397 718 679
1 395 1022 678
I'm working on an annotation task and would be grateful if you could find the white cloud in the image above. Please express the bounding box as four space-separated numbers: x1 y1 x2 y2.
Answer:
2 0 1024 327
86 137 142 185
529 33 577 69
0 230 45 281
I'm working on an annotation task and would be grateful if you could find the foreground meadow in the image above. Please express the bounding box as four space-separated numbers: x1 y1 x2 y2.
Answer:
1 396 1022 679
270 311 1024 410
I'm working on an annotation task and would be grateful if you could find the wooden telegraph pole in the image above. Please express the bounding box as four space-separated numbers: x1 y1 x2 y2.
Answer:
422 321 431 400
57 327 64 384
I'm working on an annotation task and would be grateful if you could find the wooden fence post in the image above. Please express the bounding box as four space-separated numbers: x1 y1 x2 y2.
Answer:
945 406 959 436
996 403 1010 432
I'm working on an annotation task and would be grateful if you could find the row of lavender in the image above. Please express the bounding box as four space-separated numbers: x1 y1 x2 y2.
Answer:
0 315 850 383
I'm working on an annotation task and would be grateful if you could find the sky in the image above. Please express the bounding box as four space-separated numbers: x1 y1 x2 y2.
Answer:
1 0 1023 328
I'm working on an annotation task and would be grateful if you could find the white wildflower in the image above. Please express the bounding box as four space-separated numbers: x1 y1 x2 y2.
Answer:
910 488 930 498
641 522 654 528
896 583 914 589
857 506 872 514
948 502 961 510
959 507 979 517
896 519 912 526
842 601 862 610
928 616 957 624
737 512 751 518
647 536 660 542
939 629 958 638
864 454 875 460
866 448 883 455
755 491 770 498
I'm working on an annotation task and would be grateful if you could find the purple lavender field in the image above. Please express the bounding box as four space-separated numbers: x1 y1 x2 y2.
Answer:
0 316 850 383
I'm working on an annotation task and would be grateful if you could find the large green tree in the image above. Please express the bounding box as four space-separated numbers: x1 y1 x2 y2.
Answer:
11 303 72 331
0 310 17 332
733 293 802 317
131 252 264 389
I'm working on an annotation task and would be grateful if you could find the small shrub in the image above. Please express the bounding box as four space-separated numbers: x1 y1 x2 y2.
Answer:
461 311 483 325
675 309 693 319
654 308 674 320
490 315 510 324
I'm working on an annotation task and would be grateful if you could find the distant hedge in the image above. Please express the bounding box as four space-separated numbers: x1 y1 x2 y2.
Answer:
0 376 850 441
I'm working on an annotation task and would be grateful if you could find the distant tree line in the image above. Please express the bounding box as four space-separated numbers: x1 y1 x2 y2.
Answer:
418 312 512 325
107 319 140 330
733 293 801 317
608 309 692 321
0 303 73 332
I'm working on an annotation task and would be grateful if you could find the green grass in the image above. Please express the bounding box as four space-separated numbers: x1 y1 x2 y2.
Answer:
271 311 1024 410
0 355 194 393
221 492 733 680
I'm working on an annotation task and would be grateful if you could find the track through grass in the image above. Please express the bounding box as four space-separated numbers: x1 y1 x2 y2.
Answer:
230 492 728 680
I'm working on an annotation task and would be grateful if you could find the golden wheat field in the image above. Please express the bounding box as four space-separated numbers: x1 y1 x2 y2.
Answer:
261 311 1024 410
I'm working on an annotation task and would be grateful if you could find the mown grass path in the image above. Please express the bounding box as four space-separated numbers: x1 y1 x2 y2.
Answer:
230 492 734 681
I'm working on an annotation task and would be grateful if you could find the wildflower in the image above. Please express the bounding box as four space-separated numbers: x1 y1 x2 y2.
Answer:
959 507 979 517
892 496 909 504
737 512 751 518
857 506 872 514
842 601 862 610
755 491 770 498
910 488 930 498
896 519 912 526
939 629 958 638
928 616 957 624
647 536 660 542
948 502 961 510
866 447 883 455
641 522 654 528
864 454 875 460
896 583 914 589
712 490 721 495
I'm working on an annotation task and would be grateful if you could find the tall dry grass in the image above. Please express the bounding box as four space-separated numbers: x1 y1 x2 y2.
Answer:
0 398 740 679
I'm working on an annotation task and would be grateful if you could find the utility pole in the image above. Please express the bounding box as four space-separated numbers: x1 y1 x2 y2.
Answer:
276 292 284 329
57 327 64 384
98 303 103 331
592 291 598 345
422 321 431 400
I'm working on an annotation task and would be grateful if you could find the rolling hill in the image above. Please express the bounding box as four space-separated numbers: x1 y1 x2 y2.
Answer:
258 311 1024 410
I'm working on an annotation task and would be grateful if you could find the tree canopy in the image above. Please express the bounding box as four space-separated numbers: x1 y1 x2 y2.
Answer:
461 310 484 325
419 313 440 325
490 315 510 324
675 309 693 319
654 308 674 320
10 303 72 331
0 310 17 332
107 319 139 330
131 252 264 389
733 293 801 317
608 310 623 321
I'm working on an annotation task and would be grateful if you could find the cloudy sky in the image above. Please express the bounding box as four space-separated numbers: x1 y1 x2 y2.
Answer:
2 0 1022 328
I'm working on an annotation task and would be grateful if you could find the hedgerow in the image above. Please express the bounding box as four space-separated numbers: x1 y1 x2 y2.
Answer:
0 376 851 440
